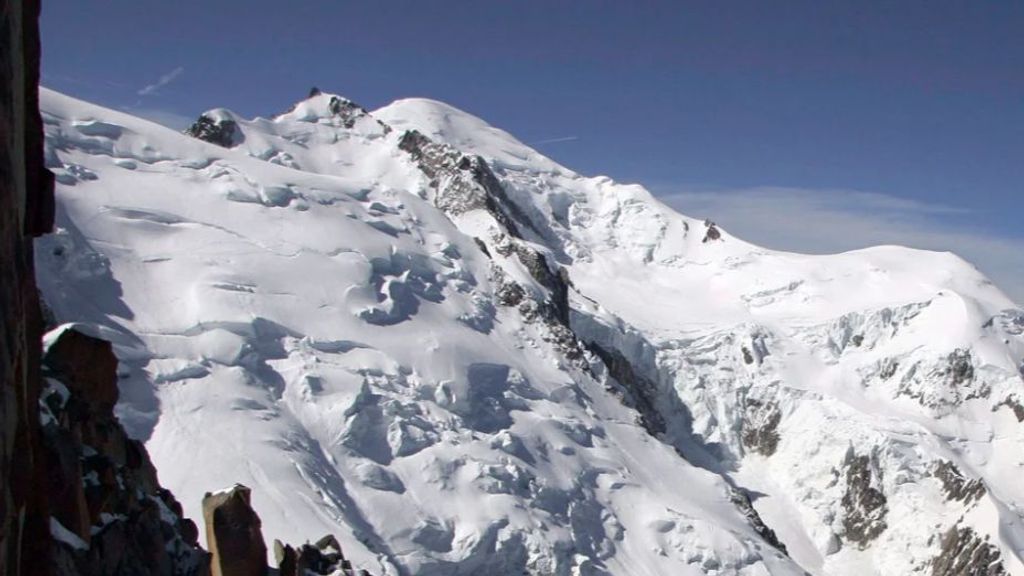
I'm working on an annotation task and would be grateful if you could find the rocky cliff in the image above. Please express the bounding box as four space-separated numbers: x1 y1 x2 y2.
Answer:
1 0 53 573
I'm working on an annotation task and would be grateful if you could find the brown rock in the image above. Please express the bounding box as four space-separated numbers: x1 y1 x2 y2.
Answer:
43 329 119 412
272 540 297 576
41 425 91 545
203 485 267 576
932 525 1005 576
841 453 888 547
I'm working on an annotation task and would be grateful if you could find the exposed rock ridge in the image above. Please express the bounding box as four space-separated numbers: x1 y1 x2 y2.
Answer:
931 525 1006 576
933 461 986 504
840 453 889 547
729 489 789 555
585 341 667 436
326 95 388 133
396 127 585 366
397 129 537 238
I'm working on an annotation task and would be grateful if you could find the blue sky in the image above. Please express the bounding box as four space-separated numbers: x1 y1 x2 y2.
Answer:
41 1 1023 303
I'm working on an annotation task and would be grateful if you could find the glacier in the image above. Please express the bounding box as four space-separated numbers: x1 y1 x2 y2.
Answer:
36 87 1024 575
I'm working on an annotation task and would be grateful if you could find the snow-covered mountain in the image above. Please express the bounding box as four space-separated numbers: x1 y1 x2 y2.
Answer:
36 86 1024 576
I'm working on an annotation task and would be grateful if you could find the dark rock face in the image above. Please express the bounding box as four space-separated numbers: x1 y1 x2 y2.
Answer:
586 342 666 436
729 489 788 555
493 240 571 324
397 130 535 237
1 0 56 574
41 328 208 576
996 396 1024 422
933 461 985 504
202 485 266 576
931 526 1005 576
741 399 781 457
702 220 721 243
945 349 974 387
879 359 899 380
185 114 241 148
741 346 754 365
898 348 988 410
840 454 888 547
327 96 373 130
43 330 118 411
273 535 366 576
492 269 525 307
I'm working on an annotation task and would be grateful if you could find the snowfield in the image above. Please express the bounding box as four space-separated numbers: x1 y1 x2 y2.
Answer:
37 87 1024 576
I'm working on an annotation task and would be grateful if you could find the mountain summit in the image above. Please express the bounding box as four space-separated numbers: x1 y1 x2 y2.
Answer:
37 87 1024 576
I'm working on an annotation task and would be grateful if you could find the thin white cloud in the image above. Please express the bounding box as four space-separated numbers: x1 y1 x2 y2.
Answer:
137 66 184 96
531 135 579 145
659 186 1024 305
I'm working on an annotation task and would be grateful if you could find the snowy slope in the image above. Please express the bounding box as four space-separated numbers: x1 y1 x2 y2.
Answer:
36 87 1024 576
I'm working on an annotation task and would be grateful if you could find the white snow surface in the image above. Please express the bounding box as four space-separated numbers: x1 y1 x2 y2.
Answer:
37 87 1024 576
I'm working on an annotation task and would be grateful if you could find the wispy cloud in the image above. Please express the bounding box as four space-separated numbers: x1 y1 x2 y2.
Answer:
658 186 1024 305
531 135 579 145
137 66 184 96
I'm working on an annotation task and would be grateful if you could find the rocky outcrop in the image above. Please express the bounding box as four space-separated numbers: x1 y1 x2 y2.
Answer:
397 129 535 237
327 96 382 132
492 240 571 324
198 486 374 576
1 0 56 574
996 396 1024 422
586 342 666 436
729 489 788 555
273 535 369 576
41 328 208 576
898 348 991 411
202 485 265 576
931 525 1005 576
933 461 985 504
185 114 240 148
741 399 781 457
840 453 888 547
944 349 975 387
701 220 721 243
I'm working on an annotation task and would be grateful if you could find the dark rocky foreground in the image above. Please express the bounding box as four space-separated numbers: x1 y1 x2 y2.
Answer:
1 0 55 573
41 329 207 576
0 2 370 574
